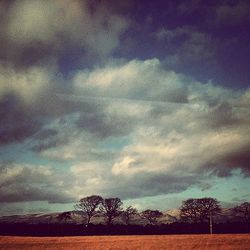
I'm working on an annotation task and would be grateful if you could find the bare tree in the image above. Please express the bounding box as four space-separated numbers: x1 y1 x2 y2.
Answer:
180 197 221 234
121 206 138 225
100 197 123 225
180 199 200 223
57 211 72 223
180 198 221 223
232 202 250 223
75 195 103 226
141 209 163 225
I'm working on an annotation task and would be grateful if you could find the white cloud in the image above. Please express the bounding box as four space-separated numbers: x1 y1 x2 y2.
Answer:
112 124 249 177
7 0 58 44
0 164 52 186
2 58 248 202
73 58 187 103
59 59 250 190
35 58 244 199
5 0 129 57
0 65 53 104
69 162 109 200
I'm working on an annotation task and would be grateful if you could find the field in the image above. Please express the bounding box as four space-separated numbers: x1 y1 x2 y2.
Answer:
0 234 249 250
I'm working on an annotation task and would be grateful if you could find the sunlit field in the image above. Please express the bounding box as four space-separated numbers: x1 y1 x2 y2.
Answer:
1 234 250 250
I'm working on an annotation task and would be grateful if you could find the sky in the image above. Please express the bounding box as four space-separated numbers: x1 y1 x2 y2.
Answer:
0 0 250 216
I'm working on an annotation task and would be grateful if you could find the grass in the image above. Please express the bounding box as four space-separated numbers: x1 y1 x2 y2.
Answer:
0 234 250 250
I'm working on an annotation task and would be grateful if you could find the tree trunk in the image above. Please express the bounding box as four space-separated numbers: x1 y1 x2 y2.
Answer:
209 212 213 235
107 215 112 225
87 216 91 226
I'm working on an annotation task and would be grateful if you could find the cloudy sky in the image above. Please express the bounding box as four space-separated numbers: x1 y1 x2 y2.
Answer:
0 0 250 215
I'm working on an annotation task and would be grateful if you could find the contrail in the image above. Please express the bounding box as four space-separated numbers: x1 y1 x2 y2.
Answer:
57 93 195 106
56 93 211 113
56 93 250 114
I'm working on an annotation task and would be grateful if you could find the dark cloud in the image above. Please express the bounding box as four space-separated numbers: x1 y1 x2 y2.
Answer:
215 0 250 26
175 0 250 27
100 173 199 200
0 94 42 145
199 103 236 129
0 0 129 71
31 140 61 153
177 0 208 17
0 93 66 147
31 128 64 153
34 129 58 140
219 147 250 176
161 27 218 82
0 163 75 203
76 110 133 139
120 1 250 88
0 183 73 203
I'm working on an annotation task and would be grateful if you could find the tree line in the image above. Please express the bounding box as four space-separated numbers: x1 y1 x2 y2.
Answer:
70 195 250 233
0 197 249 236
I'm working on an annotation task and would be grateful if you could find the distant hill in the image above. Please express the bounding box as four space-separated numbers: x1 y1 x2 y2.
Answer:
0 210 178 225
0 208 238 225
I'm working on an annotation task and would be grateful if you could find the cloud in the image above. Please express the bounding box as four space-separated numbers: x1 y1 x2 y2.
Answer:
0 65 64 145
28 58 248 201
2 0 129 66
111 122 249 176
0 65 53 104
177 0 203 15
0 0 249 213
29 113 116 161
0 57 249 204
76 107 133 139
215 1 250 25
0 0 131 148
0 162 74 203
176 1 250 26
155 26 217 71
67 159 199 200
0 94 42 145
73 58 188 103
177 31 216 64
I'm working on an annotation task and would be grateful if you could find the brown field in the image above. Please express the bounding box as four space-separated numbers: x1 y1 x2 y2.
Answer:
0 234 249 250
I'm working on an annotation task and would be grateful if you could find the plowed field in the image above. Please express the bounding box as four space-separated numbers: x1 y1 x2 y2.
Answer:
0 234 249 250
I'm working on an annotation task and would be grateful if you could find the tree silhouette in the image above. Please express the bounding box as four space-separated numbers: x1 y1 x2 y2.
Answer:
75 195 103 226
100 197 123 225
232 202 250 223
141 209 163 225
180 199 200 223
57 211 72 223
180 197 221 234
121 206 138 225
180 198 221 223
